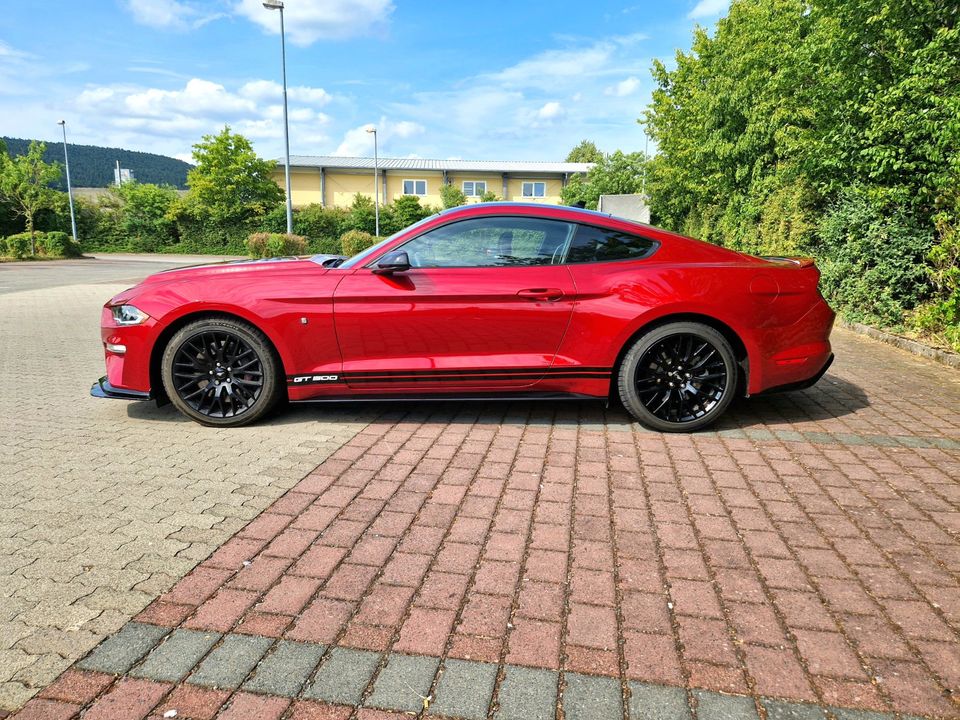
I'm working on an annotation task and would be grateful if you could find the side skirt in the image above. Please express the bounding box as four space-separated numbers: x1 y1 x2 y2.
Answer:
290 391 605 404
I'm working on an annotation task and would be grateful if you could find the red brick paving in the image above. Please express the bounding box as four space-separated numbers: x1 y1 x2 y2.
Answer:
15 332 960 718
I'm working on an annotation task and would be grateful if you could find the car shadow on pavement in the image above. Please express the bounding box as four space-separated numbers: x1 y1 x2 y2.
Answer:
124 372 869 431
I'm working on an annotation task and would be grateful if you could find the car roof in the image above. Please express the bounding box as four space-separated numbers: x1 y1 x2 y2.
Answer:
438 201 660 231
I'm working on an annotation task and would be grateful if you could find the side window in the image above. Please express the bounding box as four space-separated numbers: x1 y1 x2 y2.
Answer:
565 224 658 264
398 217 574 268
522 181 546 198
403 179 427 196
463 181 487 197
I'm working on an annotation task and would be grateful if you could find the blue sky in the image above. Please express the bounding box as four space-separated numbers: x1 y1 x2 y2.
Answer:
0 0 728 164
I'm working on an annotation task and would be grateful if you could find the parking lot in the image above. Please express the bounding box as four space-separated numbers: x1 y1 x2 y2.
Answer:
2 256 959 719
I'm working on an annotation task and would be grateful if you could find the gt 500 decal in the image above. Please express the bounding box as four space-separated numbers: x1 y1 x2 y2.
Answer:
290 375 340 384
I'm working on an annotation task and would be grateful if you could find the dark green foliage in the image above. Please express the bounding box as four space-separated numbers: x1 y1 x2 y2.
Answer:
561 150 646 210
294 203 349 241
340 229 376 256
4 232 35 258
36 231 81 258
565 140 603 163
387 195 431 233
1 137 190 189
439 183 466 209
347 193 377 235
247 232 309 258
818 190 933 325
645 0 960 349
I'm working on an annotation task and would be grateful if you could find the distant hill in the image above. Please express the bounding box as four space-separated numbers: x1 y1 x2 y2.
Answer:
1 137 192 190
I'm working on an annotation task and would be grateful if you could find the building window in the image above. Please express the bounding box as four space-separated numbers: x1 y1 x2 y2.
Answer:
462 181 487 197
522 181 546 198
403 179 427 196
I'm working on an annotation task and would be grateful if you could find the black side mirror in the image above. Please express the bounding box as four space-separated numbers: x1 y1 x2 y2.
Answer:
372 251 411 275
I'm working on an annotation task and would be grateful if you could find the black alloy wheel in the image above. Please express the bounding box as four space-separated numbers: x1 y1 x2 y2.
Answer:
618 321 737 432
161 318 281 427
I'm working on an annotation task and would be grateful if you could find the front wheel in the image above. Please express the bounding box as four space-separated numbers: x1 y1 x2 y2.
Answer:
617 322 738 432
161 317 282 427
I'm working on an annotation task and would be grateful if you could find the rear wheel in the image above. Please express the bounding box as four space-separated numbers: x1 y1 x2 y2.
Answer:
161 317 281 427
618 322 737 432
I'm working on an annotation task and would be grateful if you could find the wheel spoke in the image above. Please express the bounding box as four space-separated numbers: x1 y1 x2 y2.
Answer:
634 332 728 425
171 329 264 419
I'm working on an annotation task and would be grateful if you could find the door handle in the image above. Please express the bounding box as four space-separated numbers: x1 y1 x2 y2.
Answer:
517 288 564 301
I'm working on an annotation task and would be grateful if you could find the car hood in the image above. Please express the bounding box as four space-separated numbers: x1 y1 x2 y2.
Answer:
108 256 331 305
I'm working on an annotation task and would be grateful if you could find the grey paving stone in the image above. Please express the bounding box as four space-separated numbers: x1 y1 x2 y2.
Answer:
629 681 691 719
693 689 760 720
305 647 382 705
563 672 623 720
189 633 273 689
761 699 827 720
429 658 499 720
495 665 557 720
76 622 169 674
129 629 221 682
830 710 895 720
244 640 326 697
367 653 439 713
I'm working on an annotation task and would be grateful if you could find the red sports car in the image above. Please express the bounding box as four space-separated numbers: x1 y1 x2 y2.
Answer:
92 203 834 432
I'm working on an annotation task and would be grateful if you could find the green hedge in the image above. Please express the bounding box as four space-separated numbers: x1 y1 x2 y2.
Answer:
246 232 308 258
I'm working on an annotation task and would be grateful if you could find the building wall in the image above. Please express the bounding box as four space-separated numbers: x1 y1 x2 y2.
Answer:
278 168 576 209
383 171 445 207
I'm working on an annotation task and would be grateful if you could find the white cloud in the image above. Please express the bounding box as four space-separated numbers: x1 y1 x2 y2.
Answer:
235 0 395 45
333 118 425 157
123 0 224 29
71 76 332 157
688 0 729 19
605 76 640 97
239 79 331 106
536 102 565 121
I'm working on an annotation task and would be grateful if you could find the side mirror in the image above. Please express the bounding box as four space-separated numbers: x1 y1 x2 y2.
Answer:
372 251 411 275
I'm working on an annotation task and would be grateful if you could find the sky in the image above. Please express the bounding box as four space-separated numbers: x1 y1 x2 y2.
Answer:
0 0 729 164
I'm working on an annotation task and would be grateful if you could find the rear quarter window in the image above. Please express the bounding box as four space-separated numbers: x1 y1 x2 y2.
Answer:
566 224 658 264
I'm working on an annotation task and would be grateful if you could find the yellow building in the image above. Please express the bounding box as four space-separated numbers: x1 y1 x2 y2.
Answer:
273 156 593 209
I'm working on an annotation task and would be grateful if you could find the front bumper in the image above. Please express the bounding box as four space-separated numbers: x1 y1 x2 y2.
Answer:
90 376 152 401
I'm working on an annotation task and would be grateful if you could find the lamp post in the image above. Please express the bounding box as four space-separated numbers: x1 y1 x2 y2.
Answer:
57 120 78 244
366 126 379 237
263 0 293 234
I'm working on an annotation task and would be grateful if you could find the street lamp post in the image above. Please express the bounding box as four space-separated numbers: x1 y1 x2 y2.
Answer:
57 120 78 244
366 127 379 237
263 0 293 235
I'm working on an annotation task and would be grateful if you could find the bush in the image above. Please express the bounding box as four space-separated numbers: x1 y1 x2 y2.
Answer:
0 236 6 255
439 183 466 209
246 232 308 259
296 204 350 242
309 236 342 255
37 231 82 258
340 229 376 257
5 232 32 259
818 189 933 326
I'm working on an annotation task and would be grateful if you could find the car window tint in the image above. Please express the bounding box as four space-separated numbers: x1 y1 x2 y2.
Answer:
399 217 574 268
565 224 658 264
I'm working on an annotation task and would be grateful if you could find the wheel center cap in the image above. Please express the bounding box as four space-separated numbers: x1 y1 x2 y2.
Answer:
214 367 228 379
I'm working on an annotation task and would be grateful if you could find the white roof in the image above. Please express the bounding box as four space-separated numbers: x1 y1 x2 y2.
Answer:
286 155 593 174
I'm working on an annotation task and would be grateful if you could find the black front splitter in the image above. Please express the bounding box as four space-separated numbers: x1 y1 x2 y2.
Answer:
90 376 152 401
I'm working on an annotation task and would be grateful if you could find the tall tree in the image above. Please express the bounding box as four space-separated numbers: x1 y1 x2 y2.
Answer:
565 140 603 164
183 126 282 224
561 151 646 209
0 140 62 253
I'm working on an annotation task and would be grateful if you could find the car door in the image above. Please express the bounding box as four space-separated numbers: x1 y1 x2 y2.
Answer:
333 215 577 390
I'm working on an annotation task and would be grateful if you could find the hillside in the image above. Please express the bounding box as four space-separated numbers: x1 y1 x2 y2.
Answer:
1 137 191 189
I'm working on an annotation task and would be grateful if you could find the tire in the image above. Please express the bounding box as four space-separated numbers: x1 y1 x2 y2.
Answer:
161 317 282 427
618 321 738 432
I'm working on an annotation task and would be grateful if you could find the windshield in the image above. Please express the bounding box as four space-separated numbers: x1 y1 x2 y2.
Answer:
338 212 442 269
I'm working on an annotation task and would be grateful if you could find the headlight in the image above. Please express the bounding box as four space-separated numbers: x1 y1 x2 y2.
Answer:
111 305 149 326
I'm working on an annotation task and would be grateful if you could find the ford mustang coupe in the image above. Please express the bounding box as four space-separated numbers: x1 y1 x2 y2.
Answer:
92 203 834 432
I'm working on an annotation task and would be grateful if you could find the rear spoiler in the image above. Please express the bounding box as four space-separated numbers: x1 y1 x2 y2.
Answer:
760 256 816 268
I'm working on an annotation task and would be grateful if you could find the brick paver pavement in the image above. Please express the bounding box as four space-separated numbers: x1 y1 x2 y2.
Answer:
11 331 960 720
0 259 372 712
13 326 959 719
